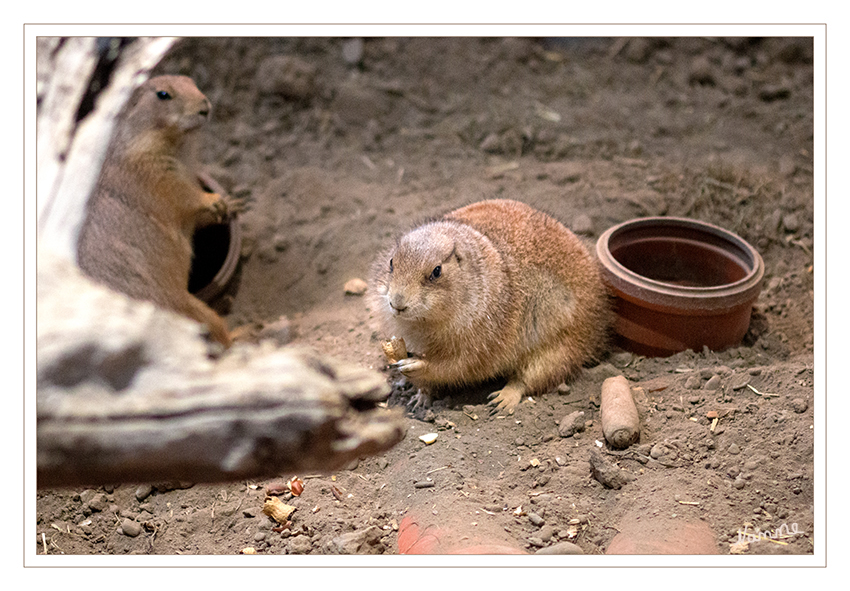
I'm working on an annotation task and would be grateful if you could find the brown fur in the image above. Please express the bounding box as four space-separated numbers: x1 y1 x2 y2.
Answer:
369 199 611 412
77 75 233 346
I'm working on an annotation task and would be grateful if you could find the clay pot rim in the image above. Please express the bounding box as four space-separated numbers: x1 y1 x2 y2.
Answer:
596 216 764 313
193 214 242 303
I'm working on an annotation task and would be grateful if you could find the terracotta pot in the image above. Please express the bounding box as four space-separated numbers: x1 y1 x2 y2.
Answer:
596 217 764 357
188 173 242 303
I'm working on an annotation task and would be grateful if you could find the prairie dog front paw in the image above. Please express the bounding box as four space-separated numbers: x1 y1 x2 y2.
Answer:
392 357 428 380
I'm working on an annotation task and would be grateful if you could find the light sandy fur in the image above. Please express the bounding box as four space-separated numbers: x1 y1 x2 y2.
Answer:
77 75 236 347
369 199 611 412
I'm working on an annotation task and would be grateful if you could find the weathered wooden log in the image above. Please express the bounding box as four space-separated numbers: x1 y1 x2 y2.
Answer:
35 37 405 488
36 249 404 488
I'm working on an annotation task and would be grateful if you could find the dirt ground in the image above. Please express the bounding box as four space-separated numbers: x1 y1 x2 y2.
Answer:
35 36 815 558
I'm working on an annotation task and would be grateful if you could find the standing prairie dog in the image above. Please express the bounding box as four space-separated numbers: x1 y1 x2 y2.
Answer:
77 75 236 346
370 199 611 413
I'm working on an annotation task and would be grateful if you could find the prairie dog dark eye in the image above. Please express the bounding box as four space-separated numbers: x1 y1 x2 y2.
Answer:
429 265 442 281
156 90 172 100
389 258 394 273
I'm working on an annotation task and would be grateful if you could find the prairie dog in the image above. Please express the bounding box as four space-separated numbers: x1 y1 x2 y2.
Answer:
370 199 611 412
77 75 235 347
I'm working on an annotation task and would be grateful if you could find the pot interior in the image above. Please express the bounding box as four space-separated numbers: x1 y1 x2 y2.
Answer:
608 223 755 288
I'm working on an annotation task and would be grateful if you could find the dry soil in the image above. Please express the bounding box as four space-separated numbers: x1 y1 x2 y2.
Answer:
35 36 815 557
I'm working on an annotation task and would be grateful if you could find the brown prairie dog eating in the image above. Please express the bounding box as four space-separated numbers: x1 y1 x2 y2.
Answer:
370 199 611 413
77 75 236 347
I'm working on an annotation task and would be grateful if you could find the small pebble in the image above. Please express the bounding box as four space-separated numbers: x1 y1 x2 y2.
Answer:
589 449 635 489
558 410 586 438
650 443 677 461
87 493 108 513
288 535 314 554
414 480 434 489
728 443 741 455
135 484 153 502
704 375 722 390
685 375 702 390
790 398 808 413
120 518 142 538
731 375 751 390
535 541 584 555
529 513 545 527
733 476 746 490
